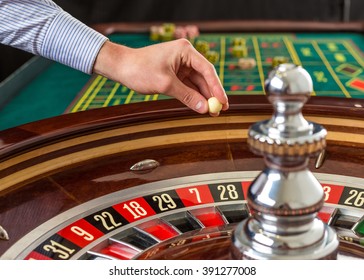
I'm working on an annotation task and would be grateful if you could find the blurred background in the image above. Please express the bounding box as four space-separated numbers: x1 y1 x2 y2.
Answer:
0 0 363 81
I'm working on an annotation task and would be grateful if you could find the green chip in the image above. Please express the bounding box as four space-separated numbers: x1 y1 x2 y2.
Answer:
352 217 364 237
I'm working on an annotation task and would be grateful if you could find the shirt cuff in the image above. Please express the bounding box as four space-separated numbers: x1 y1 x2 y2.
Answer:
41 11 108 74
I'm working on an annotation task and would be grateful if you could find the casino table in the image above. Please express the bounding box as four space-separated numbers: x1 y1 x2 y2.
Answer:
1 21 364 130
0 21 363 260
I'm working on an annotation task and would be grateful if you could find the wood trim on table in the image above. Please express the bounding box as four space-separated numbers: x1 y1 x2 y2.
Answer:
0 96 363 157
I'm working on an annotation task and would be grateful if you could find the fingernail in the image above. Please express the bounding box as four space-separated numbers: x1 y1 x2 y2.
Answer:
195 101 203 111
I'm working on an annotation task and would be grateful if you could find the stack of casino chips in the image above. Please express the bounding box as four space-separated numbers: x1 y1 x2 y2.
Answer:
231 37 248 58
230 37 256 70
272 56 290 68
194 40 219 65
205 50 219 64
195 40 210 53
175 25 200 40
150 23 200 41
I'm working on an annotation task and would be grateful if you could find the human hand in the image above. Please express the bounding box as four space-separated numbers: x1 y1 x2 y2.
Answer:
93 39 229 115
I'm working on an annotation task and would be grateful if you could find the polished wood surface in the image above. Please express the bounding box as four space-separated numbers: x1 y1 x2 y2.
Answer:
1 96 363 155
0 96 363 256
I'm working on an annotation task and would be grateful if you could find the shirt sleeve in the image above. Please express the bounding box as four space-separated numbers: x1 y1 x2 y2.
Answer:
0 0 108 74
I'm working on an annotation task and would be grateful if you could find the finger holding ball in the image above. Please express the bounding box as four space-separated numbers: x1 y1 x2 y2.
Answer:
208 97 223 116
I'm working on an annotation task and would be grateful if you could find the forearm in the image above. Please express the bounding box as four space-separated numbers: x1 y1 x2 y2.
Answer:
42 11 108 74
0 0 107 74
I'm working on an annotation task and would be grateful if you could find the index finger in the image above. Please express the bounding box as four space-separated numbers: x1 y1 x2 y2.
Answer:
188 46 229 110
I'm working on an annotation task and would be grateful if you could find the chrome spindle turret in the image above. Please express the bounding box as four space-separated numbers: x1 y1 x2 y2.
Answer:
231 64 338 259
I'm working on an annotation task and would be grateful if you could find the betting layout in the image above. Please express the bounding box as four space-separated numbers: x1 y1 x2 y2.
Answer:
67 32 364 113
3 172 363 260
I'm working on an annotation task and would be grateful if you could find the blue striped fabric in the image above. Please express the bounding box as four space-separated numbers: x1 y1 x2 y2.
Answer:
0 0 108 74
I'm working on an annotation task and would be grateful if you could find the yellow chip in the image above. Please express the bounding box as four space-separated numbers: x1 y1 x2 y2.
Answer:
232 45 248 58
195 40 210 54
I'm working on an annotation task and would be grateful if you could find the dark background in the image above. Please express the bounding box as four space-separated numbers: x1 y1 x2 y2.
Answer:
1 0 363 81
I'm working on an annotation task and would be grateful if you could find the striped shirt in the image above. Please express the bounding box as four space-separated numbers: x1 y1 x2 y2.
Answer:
0 0 108 74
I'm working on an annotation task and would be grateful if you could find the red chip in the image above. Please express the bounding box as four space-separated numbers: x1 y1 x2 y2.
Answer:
185 25 200 38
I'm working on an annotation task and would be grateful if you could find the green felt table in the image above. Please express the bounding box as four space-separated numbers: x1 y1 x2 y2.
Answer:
1 22 364 261
0 22 363 130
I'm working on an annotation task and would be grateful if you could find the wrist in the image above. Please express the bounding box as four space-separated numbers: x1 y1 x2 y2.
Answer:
92 41 130 81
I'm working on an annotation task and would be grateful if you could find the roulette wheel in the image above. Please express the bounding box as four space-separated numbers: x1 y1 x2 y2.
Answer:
0 65 363 260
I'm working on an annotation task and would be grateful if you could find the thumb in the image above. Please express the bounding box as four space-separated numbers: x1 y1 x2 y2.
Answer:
166 76 209 114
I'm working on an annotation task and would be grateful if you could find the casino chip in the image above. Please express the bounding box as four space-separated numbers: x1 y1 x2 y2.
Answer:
195 40 210 54
232 45 248 58
232 37 246 47
205 51 219 64
238 58 256 69
272 56 289 68
185 25 200 39
150 23 200 41
174 26 188 39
